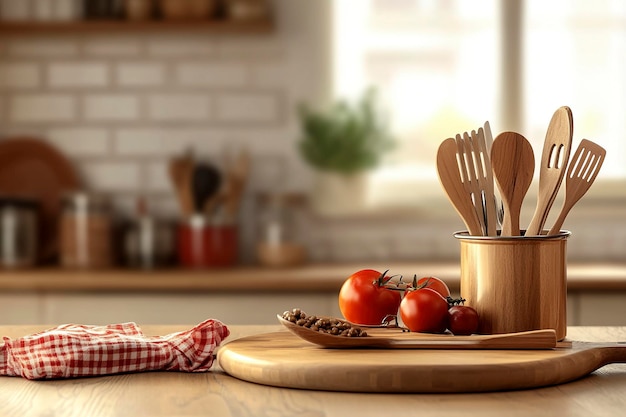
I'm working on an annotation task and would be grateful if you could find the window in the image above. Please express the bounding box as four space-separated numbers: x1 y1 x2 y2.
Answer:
332 0 626 211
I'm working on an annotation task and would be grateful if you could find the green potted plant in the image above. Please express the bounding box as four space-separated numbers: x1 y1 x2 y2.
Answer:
297 89 395 215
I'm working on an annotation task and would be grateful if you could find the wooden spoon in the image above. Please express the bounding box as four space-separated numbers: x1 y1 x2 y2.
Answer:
277 315 557 350
491 132 535 236
526 106 573 235
168 152 195 217
436 138 483 235
548 139 606 235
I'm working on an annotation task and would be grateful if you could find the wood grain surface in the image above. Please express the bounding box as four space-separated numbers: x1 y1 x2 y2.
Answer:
457 232 568 340
218 329 626 393
0 262 626 293
0 326 625 417
277 315 557 349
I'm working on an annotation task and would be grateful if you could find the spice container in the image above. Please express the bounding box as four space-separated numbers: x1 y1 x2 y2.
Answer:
177 214 237 268
123 198 174 269
124 0 153 20
0 197 38 268
224 0 270 20
59 192 113 269
255 192 306 268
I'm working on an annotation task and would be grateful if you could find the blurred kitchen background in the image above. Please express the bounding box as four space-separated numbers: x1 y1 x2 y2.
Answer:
1 0 625 266
0 0 626 324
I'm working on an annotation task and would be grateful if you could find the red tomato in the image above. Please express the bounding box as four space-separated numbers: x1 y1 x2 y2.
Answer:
447 305 479 335
399 288 449 333
416 276 451 298
338 269 402 325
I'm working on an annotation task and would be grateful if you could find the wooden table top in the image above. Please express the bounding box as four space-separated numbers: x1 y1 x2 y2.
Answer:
0 325 626 416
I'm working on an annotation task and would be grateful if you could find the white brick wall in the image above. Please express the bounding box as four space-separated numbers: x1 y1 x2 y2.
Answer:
147 94 211 121
45 127 110 156
8 39 78 57
9 94 76 122
82 38 143 57
215 93 280 122
116 63 166 87
175 62 248 88
0 63 40 89
0 30 298 235
83 94 140 121
48 62 109 88
82 161 142 192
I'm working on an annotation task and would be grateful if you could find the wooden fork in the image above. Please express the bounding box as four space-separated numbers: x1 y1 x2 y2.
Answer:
548 139 606 235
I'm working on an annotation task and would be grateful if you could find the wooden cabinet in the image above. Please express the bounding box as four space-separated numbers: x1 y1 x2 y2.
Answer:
1 263 626 326
0 290 623 327
0 292 337 325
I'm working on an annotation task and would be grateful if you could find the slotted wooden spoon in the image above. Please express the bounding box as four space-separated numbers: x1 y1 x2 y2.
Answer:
437 138 483 235
491 132 535 236
277 315 557 349
526 106 573 236
468 128 497 236
548 139 606 235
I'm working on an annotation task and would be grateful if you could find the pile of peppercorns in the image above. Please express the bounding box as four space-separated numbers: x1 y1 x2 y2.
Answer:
281 308 368 337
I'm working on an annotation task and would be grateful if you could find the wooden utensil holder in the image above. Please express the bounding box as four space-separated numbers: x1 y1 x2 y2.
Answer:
455 231 570 341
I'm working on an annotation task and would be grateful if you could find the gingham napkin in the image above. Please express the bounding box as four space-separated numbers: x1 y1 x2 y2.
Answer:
0 319 229 380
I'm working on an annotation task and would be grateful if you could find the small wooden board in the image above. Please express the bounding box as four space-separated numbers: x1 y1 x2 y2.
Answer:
218 330 626 393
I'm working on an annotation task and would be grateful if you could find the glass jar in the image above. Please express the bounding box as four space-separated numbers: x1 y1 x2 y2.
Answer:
0 197 38 268
59 192 113 269
255 192 307 267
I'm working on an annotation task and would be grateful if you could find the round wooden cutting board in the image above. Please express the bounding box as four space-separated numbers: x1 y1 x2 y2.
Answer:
218 330 626 393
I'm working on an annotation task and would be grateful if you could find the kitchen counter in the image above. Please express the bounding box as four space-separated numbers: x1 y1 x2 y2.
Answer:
0 324 625 417
2 263 626 326
2 261 626 293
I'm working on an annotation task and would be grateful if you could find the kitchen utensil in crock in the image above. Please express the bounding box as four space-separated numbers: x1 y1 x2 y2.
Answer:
455 133 487 235
168 153 195 217
192 162 221 214
547 139 606 235
436 138 482 235
222 149 250 219
491 132 535 236
484 121 504 227
526 106 573 236
466 128 497 235
0 137 80 263
276 315 557 349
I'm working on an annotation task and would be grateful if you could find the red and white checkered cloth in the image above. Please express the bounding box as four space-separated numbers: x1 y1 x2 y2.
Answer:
0 319 229 380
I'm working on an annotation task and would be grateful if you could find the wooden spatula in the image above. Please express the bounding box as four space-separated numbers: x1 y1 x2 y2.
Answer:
526 106 573 235
548 139 606 235
277 315 557 350
491 132 535 236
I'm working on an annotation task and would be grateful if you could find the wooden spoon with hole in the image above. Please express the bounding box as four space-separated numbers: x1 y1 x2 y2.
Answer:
526 106 573 236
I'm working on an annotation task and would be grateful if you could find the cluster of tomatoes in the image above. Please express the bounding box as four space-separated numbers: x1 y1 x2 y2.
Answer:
338 269 479 335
